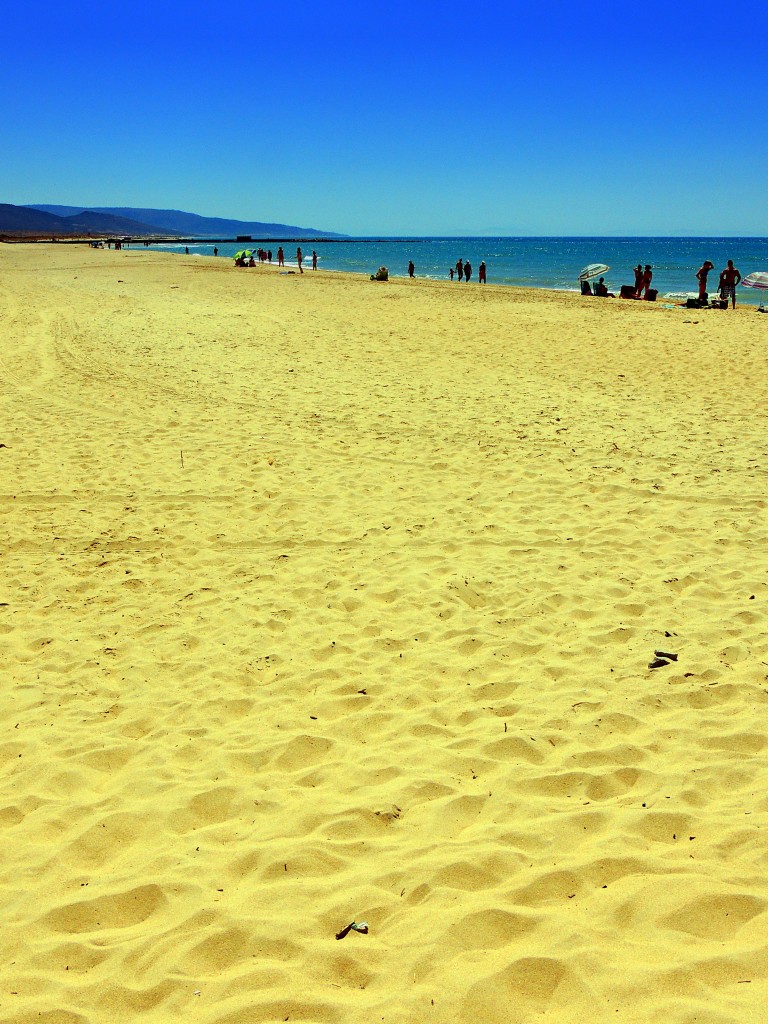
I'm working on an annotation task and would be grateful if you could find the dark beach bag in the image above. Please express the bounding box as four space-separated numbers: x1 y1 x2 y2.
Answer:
646 289 658 302
619 285 637 299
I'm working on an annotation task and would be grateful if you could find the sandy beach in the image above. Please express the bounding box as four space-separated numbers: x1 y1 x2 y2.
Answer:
2 242 768 1024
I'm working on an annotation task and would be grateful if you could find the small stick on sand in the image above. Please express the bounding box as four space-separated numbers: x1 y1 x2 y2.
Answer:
335 921 368 940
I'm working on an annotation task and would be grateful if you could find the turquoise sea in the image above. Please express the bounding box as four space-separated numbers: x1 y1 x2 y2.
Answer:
153 237 768 305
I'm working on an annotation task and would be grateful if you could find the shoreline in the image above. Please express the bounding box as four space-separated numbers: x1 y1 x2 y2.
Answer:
193 249 768 307
3 235 765 304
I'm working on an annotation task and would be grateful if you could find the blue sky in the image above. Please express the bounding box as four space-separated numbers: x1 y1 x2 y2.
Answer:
2 1 765 235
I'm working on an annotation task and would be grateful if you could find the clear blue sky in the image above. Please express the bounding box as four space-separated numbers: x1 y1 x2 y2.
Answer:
2 1 765 236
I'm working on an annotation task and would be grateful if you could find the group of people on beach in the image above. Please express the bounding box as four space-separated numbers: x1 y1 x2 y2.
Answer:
582 258 743 308
447 258 487 283
294 248 319 272
403 258 487 283
632 264 655 300
229 249 745 305
233 246 319 273
635 258 741 307
695 259 741 308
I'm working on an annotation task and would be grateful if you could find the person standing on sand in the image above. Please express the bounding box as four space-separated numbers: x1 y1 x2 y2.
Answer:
478 261 486 284
449 267 454 281
696 260 714 302
464 260 472 282
456 258 463 282
312 250 318 271
213 247 218 257
720 259 741 309
297 247 303 273
641 264 653 299
634 263 644 298
277 247 284 267
408 260 415 278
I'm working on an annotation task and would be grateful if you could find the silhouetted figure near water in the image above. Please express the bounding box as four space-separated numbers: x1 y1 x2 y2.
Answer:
641 265 653 299
696 260 714 302
277 247 285 267
595 277 614 297
297 247 303 273
720 259 741 309
478 261 486 284
464 261 472 282
456 259 463 282
634 263 644 298
408 260 415 278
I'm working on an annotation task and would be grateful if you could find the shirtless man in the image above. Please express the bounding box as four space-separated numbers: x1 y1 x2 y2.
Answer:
720 259 741 309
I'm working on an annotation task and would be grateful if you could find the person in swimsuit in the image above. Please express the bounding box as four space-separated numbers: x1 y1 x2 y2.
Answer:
634 264 644 298
478 261 486 284
696 260 714 302
641 265 653 299
720 260 741 309
297 247 303 273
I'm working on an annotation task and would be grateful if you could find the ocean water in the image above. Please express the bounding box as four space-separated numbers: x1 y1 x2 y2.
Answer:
152 237 768 305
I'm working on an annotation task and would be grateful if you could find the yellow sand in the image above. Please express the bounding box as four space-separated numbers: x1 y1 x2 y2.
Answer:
1 243 767 1024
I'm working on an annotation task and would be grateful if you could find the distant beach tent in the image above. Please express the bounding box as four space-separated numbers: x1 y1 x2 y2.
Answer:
578 263 610 282
742 271 768 290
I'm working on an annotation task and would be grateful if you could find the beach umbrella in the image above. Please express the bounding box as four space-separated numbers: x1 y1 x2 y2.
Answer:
578 263 610 282
233 250 244 260
742 272 768 289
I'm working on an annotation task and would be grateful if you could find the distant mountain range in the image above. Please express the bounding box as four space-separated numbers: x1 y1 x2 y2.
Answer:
0 204 170 236
0 203 345 238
